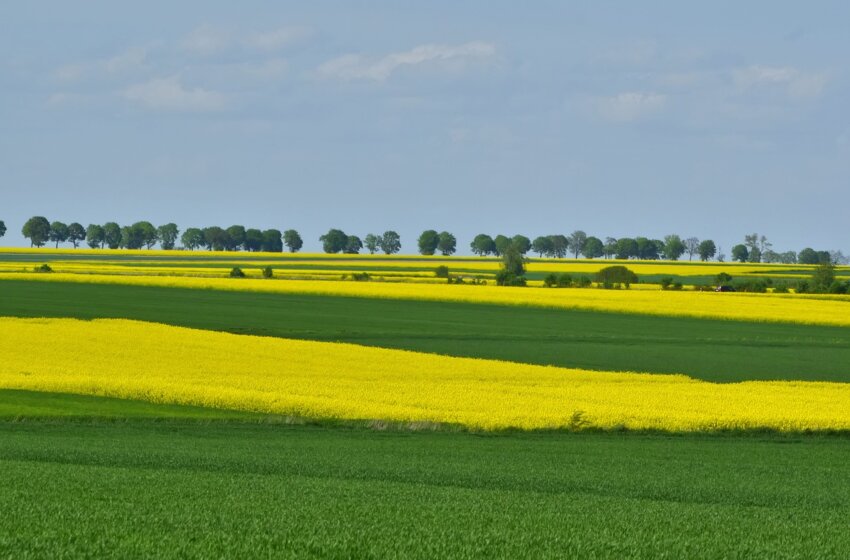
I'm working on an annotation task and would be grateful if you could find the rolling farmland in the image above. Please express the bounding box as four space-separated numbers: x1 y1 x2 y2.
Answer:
2 248 849 557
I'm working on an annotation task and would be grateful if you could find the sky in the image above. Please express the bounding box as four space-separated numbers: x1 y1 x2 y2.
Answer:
1 1 848 255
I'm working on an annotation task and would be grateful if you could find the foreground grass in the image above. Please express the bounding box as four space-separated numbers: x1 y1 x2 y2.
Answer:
0 421 848 559
0 389 266 421
3 279 850 382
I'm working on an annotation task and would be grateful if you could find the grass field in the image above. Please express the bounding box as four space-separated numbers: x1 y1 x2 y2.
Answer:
2 249 849 556
2 419 849 559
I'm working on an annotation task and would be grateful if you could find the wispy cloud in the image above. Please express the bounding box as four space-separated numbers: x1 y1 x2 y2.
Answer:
317 41 496 81
733 65 828 98
104 47 148 73
244 26 312 51
123 76 225 111
182 24 232 55
595 92 667 123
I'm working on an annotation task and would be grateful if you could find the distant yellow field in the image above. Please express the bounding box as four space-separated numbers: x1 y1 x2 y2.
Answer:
2 248 844 280
3 272 849 327
0 318 847 432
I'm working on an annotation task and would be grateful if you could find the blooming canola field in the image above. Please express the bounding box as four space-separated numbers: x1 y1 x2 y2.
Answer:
2 317 848 432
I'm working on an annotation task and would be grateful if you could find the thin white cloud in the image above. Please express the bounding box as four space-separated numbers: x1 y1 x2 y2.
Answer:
54 63 84 82
182 24 231 55
123 76 225 111
733 65 828 98
245 26 311 51
104 47 147 73
595 92 667 123
317 41 496 81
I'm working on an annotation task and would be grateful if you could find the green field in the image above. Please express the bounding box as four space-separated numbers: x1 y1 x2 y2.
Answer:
3 278 850 382
2 416 848 559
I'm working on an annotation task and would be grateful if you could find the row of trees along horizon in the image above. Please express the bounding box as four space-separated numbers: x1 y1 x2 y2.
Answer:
8 216 847 265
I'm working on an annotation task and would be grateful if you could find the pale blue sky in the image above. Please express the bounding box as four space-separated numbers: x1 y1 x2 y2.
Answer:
1 1 848 254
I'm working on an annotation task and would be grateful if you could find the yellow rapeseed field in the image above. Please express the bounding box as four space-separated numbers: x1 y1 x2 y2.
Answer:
0 317 847 432
3 272 850 326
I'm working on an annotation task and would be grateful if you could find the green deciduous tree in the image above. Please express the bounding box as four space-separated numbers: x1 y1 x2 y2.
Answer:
470 234 496 256
567 230 587 258
225 226 246 251
549 235 569 258
262 229 283 252
86 224 105 249
180 228 204 250
417 230 440 255
0 220 5 239
582 236 604 259
531 236 553 258
731 244 749 263
615 238 638 260
202 227 230 251
344 235 363 254
379 231 401 255
511 235 531 255
134 221 158 249
157 223 179 250
493 235 511 256
22 216 51 247
635 237 659 260
698 239 716 261
662 234 685 261
283 230 303 253
320 229 348 253
437 231 456 256
67 223 86 248
49 221 69 248
103 222 122 249
797 248 820 265
244 229 264 252
364 234 380 254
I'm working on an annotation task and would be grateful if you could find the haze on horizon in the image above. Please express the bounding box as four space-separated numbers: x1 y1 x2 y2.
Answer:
1 1 848 255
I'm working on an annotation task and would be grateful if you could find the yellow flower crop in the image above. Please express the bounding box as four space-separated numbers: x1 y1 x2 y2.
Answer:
0 317 847 432
3 272 850 327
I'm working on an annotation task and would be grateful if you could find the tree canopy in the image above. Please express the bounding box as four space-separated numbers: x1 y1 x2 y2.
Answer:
417 230 440 256
283 230 303 253
379 231 401 255
470 234 496 256
22 217 51 247
437 231 456 256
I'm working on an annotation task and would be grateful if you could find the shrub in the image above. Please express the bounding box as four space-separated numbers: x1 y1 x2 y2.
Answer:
33 264 53 273
828 281 849 294
671 282 683 291
714 272 733 287
434 265 450 278
660 276 674 290
557 273 572 287
595 265 638 289
732 279 768 293
543 273 559 287
773 283 790 294
229 267 246 278
350 272 371 282
576 275 592 288
261 266 273 279
495 269 526 287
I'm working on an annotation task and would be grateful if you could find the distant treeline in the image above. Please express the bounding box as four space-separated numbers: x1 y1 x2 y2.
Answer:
7 216 847 264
